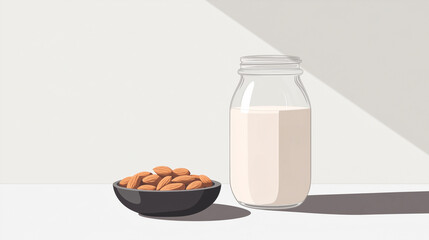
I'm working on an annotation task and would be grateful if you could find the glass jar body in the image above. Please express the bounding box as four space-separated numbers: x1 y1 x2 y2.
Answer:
230 59 311 209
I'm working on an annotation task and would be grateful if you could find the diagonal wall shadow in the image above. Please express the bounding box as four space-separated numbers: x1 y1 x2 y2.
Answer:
208 0 429 154
285 191 429 215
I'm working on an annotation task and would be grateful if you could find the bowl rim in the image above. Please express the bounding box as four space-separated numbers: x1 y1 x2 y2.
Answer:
113 179 221 192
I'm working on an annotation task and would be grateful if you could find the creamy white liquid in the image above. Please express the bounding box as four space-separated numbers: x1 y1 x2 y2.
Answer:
230 106 311 207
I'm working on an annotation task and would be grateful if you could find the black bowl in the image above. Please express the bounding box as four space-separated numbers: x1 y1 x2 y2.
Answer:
113 180 221 216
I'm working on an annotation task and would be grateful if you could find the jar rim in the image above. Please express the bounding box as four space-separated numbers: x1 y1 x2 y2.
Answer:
239 55 303 75
241 55 301 65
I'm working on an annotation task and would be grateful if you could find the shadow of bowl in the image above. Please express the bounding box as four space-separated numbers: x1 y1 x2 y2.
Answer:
142 203 251 221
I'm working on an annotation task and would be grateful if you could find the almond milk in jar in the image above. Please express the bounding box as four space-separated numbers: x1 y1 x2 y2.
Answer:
230 55 311 209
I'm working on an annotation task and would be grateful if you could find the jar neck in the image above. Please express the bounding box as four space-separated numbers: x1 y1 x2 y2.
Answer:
231 74 310 109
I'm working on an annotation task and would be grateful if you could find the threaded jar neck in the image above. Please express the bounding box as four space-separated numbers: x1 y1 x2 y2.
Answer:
238 55 303 75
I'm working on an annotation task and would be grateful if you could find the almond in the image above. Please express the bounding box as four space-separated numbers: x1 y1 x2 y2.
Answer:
137 185 156 190
153 166 173 177
186 180 203 190
173 168 190 177
126 174 143 189
199 175 213 187
156 176 172 190
119 176 131 187
172 175 198 185
160 183 185 191
136 171 152 178
142 174 162 185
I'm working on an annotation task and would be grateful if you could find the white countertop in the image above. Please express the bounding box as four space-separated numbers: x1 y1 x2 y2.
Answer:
1 184 429 240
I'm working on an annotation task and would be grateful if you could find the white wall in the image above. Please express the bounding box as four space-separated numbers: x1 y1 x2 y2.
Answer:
1 0 429 183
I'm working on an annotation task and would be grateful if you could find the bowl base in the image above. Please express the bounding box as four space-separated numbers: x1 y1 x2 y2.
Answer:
138 212 197 217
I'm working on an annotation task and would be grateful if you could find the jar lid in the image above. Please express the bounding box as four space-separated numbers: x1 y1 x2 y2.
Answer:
239 55 303 75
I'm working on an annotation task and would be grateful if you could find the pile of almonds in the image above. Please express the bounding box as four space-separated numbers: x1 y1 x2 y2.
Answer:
119 166 213 191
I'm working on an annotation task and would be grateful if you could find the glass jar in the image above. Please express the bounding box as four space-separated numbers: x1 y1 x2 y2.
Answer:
230 55 311 209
